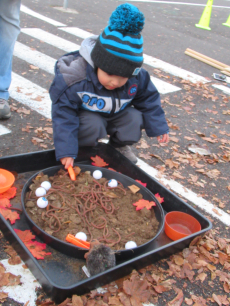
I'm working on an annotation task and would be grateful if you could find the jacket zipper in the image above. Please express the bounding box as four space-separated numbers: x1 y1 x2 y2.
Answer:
110 90 117 116
117 90 121 108
110 89 121 116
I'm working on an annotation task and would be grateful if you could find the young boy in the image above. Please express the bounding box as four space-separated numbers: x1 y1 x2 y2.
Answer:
50 3 169 168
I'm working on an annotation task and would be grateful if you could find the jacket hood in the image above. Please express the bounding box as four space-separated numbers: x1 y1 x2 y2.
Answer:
79 35 98 67
50 37 98 103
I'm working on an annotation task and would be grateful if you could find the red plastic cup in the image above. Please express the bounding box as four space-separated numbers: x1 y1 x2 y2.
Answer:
165 211 201 241
0 169 15 194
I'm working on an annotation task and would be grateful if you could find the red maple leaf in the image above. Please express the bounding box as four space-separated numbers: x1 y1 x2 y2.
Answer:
0 187 17 199
91 156 109 167
14 229 35 242
25 240 52 260
154 193 164 204
0 198 11 208
14 229 51 259
133 199 156 211
0 207 20 224
135 180 147 187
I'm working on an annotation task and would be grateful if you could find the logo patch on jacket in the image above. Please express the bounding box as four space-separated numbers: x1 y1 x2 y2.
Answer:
77 92 132 113
128 84 138 97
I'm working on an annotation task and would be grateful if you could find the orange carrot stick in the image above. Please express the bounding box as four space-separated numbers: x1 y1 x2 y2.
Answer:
66 234 90 249
68 166 76 181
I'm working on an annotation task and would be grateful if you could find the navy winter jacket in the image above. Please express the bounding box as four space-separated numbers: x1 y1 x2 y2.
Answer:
49 50 169 161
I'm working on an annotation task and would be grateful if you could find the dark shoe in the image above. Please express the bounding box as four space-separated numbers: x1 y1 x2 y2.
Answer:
0 99 11 119
115 145 138 164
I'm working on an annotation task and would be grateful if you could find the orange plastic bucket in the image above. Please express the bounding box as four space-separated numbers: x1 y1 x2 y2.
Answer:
0 169 15 194
165 211 201 241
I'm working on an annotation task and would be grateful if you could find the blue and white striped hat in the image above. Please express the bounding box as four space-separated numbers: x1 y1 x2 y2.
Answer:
91 3 145 78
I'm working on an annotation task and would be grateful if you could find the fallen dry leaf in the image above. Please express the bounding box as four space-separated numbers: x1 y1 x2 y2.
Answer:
212 293 229 306
128 185 140 194
139 153 151 160
72 295 84 306
196 272 207 283
118 292 131 306
29 64 39 70
123 273 150 303
136 140 150 149
165 159 180 169
184 298 193 305
168 288 183 306
0 292 8 302
31 95 43 101
170 136 179 143
173 255 184 266
172 172 185 179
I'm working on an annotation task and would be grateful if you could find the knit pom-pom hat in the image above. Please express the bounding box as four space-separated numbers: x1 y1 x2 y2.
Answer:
91 3 145 78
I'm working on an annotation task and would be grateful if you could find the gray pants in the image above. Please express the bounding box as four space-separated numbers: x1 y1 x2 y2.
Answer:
78 107 143 148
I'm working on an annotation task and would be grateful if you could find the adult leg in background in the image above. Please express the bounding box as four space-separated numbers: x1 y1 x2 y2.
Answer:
0 0 21 119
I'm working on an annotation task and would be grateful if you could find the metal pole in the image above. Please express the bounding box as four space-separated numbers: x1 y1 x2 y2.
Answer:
63 0 68 9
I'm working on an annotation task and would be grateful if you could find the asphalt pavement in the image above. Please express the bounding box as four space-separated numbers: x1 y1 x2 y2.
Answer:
0 0 229 305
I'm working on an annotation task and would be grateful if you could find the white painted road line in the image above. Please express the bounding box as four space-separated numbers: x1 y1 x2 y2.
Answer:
0 125 11 136
10 73 51 119
150 76 181 94
136 158 230 226
212 84 230 95
20 5 66 27
144 54 208 84
121 0 230 9
14 41 56 75
59 26 94 39
0 259 40 306
21 28 80 53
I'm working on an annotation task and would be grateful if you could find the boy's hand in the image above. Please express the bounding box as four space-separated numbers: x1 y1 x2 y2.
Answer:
157 133 169 143
60 157 74 169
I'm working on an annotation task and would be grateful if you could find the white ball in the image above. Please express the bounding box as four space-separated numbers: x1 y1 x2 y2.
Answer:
41 181 51 191
35 187 46 197
75 232 87 241
93 170 103 180
37 197 48 208
125 241 137 249
108 179 118 188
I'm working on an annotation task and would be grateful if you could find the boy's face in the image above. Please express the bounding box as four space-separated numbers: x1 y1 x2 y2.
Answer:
97 68 128 90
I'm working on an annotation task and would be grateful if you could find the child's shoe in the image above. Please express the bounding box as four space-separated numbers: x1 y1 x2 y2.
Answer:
115 145 138 164
0 99 11 119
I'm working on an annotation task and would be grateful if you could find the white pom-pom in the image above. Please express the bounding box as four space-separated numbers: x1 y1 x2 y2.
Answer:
125 241 137 249
93 170 103 180
35 187 46 197
37 197 48 208
41 181 51 191
75 232 87 241
108 179 118 188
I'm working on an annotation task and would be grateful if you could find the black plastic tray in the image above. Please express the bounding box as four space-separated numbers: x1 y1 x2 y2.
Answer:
0 144 212 303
